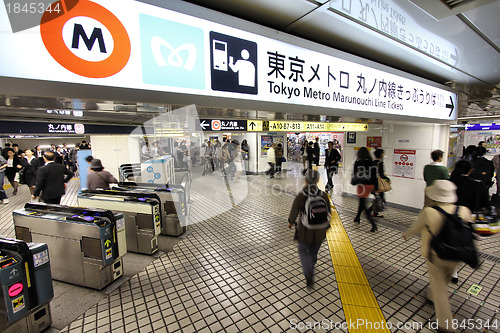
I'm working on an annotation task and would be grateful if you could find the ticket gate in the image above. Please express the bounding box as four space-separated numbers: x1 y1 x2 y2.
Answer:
78 190 161 255
12 203 126 290
115 180 190 236
0 237 53 333
118 163 141 182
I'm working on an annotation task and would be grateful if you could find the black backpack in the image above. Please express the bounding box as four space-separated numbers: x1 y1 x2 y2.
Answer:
428 206 478 268
301 191 331 230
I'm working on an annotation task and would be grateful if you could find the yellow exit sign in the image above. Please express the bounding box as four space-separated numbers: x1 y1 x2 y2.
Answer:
247 120 367 132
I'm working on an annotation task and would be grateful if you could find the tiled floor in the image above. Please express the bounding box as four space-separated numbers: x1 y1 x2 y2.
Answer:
1 163 500 332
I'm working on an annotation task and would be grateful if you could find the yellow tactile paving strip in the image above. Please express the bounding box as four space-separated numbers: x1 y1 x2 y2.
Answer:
317 173 390 333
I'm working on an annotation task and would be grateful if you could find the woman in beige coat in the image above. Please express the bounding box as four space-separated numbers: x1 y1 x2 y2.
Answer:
403 180 472 333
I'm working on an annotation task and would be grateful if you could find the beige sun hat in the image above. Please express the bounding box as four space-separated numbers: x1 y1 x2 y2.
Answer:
425 179 457 203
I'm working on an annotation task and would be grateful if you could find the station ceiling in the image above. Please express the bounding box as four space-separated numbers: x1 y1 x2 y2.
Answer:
1 0 499 128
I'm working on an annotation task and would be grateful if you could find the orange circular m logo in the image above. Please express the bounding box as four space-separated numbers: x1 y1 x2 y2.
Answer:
40 0 131 78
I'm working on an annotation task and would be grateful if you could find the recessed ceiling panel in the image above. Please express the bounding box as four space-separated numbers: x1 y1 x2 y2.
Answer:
461 1 500 49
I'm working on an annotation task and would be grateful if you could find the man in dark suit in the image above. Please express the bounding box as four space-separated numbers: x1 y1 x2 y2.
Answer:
472 146 495 188
32 152 74 204
313 137 320 166
324 141 341 191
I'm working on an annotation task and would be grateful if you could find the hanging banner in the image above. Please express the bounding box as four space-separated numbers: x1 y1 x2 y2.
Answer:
393 149 416 179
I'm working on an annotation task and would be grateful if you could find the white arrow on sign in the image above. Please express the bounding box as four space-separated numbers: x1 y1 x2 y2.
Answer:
200 120 209 130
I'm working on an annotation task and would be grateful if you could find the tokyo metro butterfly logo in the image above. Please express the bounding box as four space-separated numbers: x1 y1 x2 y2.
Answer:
40 0 131 78
139 14 205 89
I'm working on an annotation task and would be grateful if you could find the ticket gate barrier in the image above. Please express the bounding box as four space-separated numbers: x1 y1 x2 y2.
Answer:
78 190 161 255
0 237 53 333
116 182 188 236
118 163 141 182
13 203 126 290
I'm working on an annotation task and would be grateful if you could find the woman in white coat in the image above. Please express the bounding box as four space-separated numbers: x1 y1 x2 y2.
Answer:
403 180 472 333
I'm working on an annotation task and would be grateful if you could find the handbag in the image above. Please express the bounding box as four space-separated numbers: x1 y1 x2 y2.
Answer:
373 193 385 211
471 207 500 236
18 169 25 184
282 157 286 162
377 177 392 192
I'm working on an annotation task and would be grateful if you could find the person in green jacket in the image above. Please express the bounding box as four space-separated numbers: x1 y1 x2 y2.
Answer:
423 149 449 207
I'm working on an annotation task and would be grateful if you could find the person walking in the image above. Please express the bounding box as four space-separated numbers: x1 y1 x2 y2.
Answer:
5 150 22 195
450 160 489 212
32 152 74 204
233 148 244 183
403 180 472 333
34 145 44 158
306 141 315 170
275 143 284 173
1 143 13 160
370 148 390 218
324 141 341 192
352 147 378 232
0 155 9 204
300 141 308 169
313 137 320 166
214 140 222 170
21 149 38 195
471 146 494 189
69 144 79 174
266 143 276 179
202 140 214 175
449 159 489 284
423 150 449 207
288 170 331 286
87 159 118 190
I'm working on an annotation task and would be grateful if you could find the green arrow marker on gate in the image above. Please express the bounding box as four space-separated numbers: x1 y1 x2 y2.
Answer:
467 284 482 296
104 239 111 248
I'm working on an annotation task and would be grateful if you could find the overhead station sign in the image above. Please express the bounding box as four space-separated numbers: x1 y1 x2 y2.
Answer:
0 0 457 120
249 121 368 132
195 119 368 132
195 119 247 131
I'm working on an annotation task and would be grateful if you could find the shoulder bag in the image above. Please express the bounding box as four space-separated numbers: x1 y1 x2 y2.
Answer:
377 177 392 192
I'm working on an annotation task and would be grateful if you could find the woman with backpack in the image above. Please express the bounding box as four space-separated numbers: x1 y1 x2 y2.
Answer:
403 180 473 333
351 147 378 232
288 170 331 287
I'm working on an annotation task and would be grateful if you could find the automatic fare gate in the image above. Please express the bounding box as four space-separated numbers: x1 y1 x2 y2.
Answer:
12 203 126 290
115 182 189 236
78 190 161 255
0 237 53 333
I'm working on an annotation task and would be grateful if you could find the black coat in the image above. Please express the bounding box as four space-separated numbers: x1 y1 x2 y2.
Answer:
5 155 22 182
472 157 495 188
352 159 378 189
306 146 315 162
21 157 38 186
451 175 489 212
34 162 74 200
313 142 320 155
374 159 390 181
324 148 341 168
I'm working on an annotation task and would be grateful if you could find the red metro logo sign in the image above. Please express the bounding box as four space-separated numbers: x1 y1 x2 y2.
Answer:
40 0 131 78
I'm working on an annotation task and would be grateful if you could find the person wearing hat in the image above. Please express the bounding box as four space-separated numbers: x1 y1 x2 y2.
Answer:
86 159 118 190
288 170 331 287
403 180 472 333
